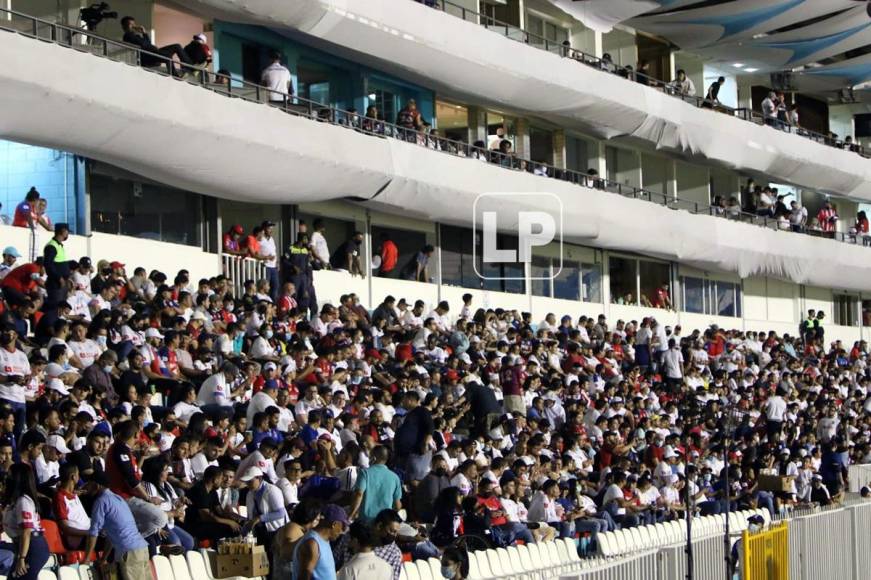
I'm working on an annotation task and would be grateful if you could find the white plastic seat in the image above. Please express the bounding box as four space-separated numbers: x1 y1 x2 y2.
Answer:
186 550 212 580
77 563 94 580
496 547 522 579
474 551 494 579
414 559 433 580
152 555 175 580
597 531 615 556
399 564 410 580
628 526 643 548
467 550 484 580
525 542 545 568
58 567 79 580
486 549 505 577
612 529 628 554
169 554 193 580
425 557 443 580
561 538 581 562
545 541 565 572
507 546 532 576
403 561 420 580
37 571 57 580
514 545 537 574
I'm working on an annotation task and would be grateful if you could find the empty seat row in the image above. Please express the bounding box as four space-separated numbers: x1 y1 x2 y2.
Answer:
400 538 584 580
55 549 262 580
597 509 771 557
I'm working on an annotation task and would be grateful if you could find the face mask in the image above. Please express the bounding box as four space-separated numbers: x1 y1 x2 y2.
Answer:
226 304 234 312
97 336 108 348
265 330 274 339
441 565 456 579
748 524 761 534
103 365 113 374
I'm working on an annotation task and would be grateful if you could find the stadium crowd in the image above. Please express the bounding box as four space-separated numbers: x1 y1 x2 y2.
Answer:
0 193 865 580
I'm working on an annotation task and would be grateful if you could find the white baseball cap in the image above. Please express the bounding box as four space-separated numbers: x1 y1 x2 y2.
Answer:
238 466 264 482
46 434 71 454
144 328 164 339
47 378 70 395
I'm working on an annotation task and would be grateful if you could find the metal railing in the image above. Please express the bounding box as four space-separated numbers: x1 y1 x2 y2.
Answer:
419 0 868 156
0 7 867 250
222 255 267 297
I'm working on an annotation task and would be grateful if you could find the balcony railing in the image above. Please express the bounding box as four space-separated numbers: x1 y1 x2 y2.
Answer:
418 0 867 157
0 7 866 250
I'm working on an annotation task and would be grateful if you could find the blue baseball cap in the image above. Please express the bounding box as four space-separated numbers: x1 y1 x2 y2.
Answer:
2 247 20 258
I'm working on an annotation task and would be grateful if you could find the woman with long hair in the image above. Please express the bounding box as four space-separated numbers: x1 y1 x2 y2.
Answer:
140 456 193 552
2 464 49 579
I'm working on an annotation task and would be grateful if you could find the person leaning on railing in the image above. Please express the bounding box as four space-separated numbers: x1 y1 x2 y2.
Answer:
120 16 192 75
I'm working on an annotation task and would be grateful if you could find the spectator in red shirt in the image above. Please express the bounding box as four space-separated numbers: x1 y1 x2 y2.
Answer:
0 259 45 306
476 478 534 545
377 232 399 277
816 202 838 237
223 225 245 256
651 284 672 310
12 187 39 228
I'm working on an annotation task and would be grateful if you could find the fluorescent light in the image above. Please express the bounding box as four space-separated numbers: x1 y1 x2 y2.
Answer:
732 63 744 68
744 68 759 73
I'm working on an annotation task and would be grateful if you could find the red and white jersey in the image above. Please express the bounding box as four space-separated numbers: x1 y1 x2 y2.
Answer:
0 347 30 403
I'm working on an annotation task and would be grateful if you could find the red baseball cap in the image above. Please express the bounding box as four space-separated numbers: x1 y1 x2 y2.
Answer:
231 224 244 235
109 261 125 269
365 349 382 360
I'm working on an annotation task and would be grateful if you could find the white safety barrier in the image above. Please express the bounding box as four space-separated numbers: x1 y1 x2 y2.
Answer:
847 463 871 492
222 255 267 297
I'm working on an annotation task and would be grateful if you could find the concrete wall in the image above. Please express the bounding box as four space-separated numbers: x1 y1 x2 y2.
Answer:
675 160 710 207
0 223 220 282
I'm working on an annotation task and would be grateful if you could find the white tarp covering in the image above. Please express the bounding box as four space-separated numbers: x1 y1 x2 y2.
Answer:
1 30 871 291
0 32 393 204
181 0 871 201
549 0 660 34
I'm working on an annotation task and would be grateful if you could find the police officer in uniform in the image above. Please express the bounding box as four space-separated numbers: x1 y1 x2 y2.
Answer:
43 223 73 309
282 233 317 319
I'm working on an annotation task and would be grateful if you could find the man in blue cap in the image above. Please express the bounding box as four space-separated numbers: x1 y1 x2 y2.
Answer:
0 247 20 281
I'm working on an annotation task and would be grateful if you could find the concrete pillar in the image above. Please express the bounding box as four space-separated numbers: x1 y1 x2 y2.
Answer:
468 106 488 144
515 117 530 159
593 30 603 58
592 141 606 178
667 159 677 199
553 129 566 169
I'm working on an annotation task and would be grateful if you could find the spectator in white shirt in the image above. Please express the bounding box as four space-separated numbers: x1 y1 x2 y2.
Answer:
261 51 293 104
310 219 330 269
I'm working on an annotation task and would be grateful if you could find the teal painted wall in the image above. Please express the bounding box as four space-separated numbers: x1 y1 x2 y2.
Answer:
0 140 82 232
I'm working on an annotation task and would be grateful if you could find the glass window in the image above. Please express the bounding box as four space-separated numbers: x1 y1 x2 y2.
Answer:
531 256 552 298
436 101 469 143
683 277 705 314
862 299 871 327
580 263 601 303
639 260 671 309
609 256 637 305
716 282 737 317
482 235 524 294
89 170 201 247
553 260 579 301
440 225 479 289
371 225 427 280
681 276 742 317
834 295 859 327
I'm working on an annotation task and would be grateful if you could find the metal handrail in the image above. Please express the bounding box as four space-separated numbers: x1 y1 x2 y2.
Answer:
0 7 866 250
420 0 868 157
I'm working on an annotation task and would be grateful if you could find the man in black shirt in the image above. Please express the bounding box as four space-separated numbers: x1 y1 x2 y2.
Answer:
705 76 725 107
68 430 109 484
120 16 192 73
186 466 243 544
394 393 437 481
329 232 364 277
